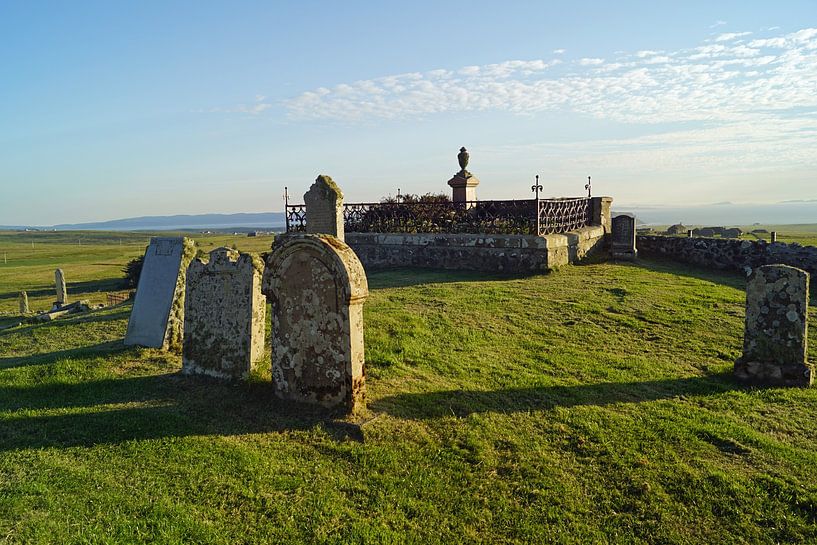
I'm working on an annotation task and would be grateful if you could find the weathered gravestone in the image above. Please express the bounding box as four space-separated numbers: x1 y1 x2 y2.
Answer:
19 291 29 314
611 214 637 260
124 237 196 351
182 247 266 379
262 233 369 413
304 175 344 240
55 268 67 306
734 264 812 386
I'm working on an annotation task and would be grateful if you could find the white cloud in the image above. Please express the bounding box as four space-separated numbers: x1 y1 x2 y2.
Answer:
714 31 752 42
578 57 605 66
710 20 727 28
553 49 566 54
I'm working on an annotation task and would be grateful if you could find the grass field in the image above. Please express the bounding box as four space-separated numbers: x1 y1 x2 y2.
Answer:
2 231 817 543
647 224 817 247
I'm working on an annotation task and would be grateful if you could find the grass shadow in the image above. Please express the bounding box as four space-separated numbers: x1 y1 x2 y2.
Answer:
0 308 131 339
367 268 533 290
0 278 127 301
0 340 128 370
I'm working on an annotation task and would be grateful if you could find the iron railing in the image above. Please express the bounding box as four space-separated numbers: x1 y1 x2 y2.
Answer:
285 197 592 236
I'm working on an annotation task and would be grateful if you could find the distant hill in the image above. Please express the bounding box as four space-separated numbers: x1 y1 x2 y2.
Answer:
0 212 287 232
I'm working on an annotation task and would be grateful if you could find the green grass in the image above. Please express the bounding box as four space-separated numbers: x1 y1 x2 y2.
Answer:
3 232 817 543
648 224 817 247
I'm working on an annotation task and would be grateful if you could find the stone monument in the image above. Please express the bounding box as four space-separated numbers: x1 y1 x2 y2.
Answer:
304 175 344 241
734 264 812 386
447 147 480 207
262 233 369 413
124 237 196 351
55 268 67 307
182 247 266 380
611 214 637 260
19 291 29 314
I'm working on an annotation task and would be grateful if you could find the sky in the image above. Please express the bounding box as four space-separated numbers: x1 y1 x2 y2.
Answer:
1 0 816 225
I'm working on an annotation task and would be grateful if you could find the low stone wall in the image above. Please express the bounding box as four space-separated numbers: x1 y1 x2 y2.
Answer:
346 225 606 273
637 235 817 276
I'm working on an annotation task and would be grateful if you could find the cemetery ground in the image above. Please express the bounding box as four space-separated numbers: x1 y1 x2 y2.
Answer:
2 232 817 543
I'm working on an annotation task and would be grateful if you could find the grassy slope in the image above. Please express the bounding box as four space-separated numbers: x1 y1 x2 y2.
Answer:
2 233 817 543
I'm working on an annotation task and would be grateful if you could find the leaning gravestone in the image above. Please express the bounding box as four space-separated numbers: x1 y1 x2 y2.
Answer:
734 264 812 386
182 247 266 380
55 268 67 306
19 291 29 314
611 214 637 260
304 175 344 241
124 237 196 351
262 233 369 413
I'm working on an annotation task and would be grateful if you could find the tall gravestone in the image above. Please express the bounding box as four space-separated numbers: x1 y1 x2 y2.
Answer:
124 237 196 351
55 268 67 306
263 233 369 412
305 175 344 241
19 291 29 314
611 214 637 259
735 264 811 386
182 247 266 380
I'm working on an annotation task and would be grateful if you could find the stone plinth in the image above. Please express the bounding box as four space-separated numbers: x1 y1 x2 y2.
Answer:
182 248 265 380
125 237 196 351
262 233 369 413
590 196 613 233
55 269 67 306
447 172 480 205
305 175 344 241
611 214 637 260
735 264 811 386
19 291 29 314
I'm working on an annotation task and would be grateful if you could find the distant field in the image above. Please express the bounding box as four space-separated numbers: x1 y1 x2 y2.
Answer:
645 224 817 247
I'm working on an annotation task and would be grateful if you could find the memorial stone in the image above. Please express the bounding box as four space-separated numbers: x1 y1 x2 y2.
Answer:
55 268 67 306
735 264 811 386
611 214 637 259
182 247 266 379
124 237 196 351
19 291 29 314
304 175 344 241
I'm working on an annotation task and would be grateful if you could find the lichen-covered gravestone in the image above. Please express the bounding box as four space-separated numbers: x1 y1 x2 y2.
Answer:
262 233 369 413
55 268 67 306
19 291 29 314
124 237 196 351
735 264 812 386
611 214 637 260
304 175 344 240
182 247 266 379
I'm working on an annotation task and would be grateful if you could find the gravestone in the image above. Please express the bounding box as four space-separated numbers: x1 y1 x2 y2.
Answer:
124 237 196 351
182 247 266 380
304 175 344 240
735 264 811 386
19 291 29 314
262 233 369 413
55 268 67 306
611 214 637 260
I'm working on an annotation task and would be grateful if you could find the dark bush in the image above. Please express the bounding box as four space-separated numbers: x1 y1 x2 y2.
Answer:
123 254 144 289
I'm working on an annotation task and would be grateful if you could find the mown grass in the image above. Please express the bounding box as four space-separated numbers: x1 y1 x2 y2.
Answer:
2 233 817 543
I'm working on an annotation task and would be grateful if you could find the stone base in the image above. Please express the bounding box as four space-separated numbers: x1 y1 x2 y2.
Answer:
734 360 813 387
611 249 637 260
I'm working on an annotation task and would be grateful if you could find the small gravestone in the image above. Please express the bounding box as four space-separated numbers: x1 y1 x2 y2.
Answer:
182 247 266 380
304 175 344 241
125 237 196 351
611 214 637 260
735 264 811 386
262 233 369 413
55 269 67 306
19 291 29 314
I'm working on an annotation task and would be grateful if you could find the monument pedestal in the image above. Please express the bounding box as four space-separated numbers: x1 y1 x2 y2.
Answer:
447 172 480 206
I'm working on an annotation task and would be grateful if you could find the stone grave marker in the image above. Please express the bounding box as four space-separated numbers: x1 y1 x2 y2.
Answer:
304 175 344 240
19 291 29 314
735 264 811 386
262 233 369 413
182 247 266 380
55 268 67 306
611 214 637 259
124 237 196 350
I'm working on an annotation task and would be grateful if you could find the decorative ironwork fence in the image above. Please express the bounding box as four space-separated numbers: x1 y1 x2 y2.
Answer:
285 197 592 236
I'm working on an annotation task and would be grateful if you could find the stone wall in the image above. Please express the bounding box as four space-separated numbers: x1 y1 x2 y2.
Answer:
346 225 606 273
637 235 817 276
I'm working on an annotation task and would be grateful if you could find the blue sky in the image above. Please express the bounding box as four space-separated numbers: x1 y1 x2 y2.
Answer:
2 1 816 225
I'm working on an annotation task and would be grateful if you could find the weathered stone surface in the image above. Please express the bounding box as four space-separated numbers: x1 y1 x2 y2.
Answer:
55 269 67 305
304 175 344 240
262 233 368 413
735 264 811 386
591 196 613 234
182 248 265 380
611 214 637 260
447 147 480 204
18 291 29 314
125 237 196 350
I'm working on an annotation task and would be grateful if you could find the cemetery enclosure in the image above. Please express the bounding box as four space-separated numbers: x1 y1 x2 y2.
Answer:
3 234 817 542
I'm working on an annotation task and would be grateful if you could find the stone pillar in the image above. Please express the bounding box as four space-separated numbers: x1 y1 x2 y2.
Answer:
304 175 344 241
182 247 266 380
611 214 637 260
687 229 694 238
734 264 811 386
55 269 67 306
447 147 480 207
590 196 613 233
19 291 29 314
770 231 778 243
262 233 369 413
